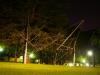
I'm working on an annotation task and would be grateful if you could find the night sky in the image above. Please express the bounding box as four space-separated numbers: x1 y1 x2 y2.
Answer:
68 0 100 31
0 0 99 31
68 0 100 50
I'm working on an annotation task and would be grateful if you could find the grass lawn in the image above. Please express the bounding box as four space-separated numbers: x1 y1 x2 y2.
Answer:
0 62 100 75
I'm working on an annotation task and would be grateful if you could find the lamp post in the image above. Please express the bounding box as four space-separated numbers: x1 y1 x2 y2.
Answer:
87 50 95 67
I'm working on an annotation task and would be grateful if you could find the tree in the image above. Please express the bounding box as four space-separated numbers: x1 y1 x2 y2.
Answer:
90 28 100 64
0 0 72 64
90 28 100 46
0 23 25 62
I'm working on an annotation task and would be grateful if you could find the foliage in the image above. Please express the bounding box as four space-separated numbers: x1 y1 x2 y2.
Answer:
0 0 77 64
90 28 100 46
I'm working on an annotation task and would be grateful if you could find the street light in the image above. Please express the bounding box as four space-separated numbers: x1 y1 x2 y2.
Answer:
29 53 35 59
0 46 3 52
87 50 95 67
87 51 93 56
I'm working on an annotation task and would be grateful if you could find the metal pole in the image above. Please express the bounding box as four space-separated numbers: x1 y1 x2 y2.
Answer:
93 50 95 67
57 20 84 50
73 32 80 66
24 16 29 64
73 40 76 66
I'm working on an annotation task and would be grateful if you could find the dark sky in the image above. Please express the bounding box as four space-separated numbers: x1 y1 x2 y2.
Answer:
68 0 100 31
0 0 99 31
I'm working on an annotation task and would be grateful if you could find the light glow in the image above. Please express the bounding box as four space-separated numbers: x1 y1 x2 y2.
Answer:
82 59 86 63
76 63 79 66
68 63 74 67
85 63 90 67
0 47 3 52
35 59 39 63
19 56 23 60
87 51 93 56
29 53 35 59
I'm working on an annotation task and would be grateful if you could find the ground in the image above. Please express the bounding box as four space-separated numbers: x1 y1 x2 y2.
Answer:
0 62 100 75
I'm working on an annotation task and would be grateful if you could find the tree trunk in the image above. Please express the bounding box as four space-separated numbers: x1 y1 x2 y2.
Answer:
14 51 17 63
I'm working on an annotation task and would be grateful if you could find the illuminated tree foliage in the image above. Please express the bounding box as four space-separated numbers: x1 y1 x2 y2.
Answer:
0 0 76 64
90 28 100 64
90 28 100 46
